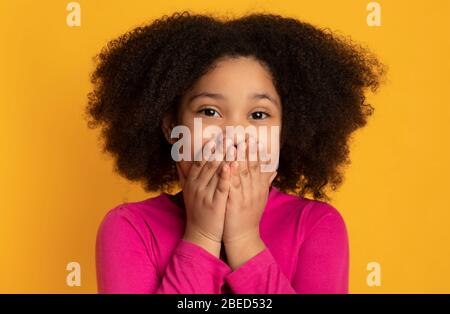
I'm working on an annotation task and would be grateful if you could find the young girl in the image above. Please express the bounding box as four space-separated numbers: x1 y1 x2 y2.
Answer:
86 11 385 294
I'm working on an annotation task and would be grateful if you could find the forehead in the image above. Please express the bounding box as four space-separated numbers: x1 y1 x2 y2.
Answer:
187 56 279 97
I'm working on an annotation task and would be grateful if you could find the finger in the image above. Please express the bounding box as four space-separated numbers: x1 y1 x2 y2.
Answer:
235 137 247 173
196 143 222 189
188 136 216 180
238 139 251 195
212 162 231 204
230 159 241 190
205 140 234 193
228 160 242 207
225 142 240 190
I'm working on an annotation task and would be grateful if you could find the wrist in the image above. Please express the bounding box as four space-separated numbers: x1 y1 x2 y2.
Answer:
183 227 222 258
223 230 266 270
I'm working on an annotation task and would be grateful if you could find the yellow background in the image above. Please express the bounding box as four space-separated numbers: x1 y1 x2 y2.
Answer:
1 0 449 293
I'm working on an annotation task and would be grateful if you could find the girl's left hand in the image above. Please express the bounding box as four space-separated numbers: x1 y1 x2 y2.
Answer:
222 135 277 269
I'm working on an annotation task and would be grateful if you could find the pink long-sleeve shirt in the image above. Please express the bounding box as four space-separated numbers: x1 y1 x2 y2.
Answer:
96 186 349 294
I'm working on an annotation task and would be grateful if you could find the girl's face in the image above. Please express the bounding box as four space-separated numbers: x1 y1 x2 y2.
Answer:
168 56 282 179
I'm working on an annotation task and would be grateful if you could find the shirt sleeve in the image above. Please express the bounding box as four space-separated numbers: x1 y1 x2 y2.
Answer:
224 211 349 294
95 206 232 294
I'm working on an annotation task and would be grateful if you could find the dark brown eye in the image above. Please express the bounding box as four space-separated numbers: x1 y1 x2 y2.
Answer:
198 108 220 117
250 111 269 120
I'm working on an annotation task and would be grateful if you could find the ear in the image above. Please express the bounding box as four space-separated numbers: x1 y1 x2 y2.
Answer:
161 112 176 144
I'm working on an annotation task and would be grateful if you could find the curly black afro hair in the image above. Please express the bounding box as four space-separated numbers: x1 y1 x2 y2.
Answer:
85 11 386 200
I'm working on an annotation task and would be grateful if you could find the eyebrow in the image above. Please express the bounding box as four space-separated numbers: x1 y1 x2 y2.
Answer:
187 92 226 103
187 91 279 106
250 92 279 106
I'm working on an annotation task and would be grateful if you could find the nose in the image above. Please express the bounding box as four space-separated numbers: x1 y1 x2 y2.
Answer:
220 122 253 146
219 122 259 162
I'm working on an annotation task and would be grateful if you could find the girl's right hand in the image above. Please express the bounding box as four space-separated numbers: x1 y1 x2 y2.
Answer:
177 137 235 257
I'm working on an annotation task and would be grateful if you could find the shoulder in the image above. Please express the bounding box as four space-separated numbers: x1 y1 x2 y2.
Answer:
270 186 344 218
96 192 185 249
97 193 179 236
304 198 346 226
269 187 347 239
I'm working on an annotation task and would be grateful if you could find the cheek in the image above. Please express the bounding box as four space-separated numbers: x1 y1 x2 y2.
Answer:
258 125 280 155
189 125 219 159
176 118 209 160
